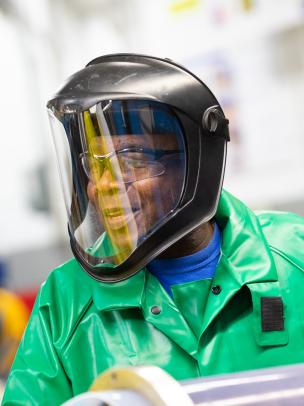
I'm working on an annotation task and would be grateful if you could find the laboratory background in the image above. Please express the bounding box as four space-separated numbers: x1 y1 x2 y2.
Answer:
0 0 304 390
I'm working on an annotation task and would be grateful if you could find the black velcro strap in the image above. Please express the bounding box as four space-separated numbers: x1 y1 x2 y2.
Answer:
261 297 284 332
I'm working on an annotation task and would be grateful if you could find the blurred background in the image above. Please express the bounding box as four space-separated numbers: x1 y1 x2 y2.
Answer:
0 0 304 307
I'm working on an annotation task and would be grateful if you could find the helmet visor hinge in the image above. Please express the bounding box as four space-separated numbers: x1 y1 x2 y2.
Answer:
202 105 230 141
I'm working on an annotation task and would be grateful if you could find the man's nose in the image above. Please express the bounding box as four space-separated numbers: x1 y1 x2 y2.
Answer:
96 167 121 194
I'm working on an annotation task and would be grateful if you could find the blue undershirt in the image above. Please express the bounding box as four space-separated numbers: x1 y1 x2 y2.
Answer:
147 223 221 298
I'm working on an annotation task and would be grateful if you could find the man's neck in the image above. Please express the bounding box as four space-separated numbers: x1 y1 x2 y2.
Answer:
158 221 214 259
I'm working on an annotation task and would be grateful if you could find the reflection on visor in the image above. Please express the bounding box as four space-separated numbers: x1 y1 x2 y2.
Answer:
52 99 187 268
82 107 138 264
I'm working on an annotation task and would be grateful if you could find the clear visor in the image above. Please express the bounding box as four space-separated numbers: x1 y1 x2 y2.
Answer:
48 100 187 268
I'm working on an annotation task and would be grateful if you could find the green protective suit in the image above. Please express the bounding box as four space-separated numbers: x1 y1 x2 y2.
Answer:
3 190 304 405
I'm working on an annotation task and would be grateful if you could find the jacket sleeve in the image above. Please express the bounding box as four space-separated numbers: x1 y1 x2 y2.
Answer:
2 289 73 406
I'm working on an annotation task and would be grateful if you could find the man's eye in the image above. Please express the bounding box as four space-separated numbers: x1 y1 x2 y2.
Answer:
133 160 149 169
124 151 150 160
124 157 148 168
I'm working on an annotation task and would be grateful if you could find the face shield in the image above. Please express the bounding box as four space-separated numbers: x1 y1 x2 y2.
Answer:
47 53 229 282
48 99 187 271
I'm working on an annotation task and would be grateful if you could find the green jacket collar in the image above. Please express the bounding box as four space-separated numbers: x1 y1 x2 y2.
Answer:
90 269 146 311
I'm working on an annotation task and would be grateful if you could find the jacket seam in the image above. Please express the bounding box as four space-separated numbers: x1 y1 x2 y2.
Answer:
269 245 304 273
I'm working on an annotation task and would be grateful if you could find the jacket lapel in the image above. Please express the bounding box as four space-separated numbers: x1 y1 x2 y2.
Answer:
142 272 198 357
90 269 198 357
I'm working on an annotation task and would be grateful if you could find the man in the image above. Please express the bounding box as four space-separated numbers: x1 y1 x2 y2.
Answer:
3 54 304 405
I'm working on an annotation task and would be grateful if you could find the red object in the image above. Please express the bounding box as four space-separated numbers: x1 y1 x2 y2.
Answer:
17 289 39 313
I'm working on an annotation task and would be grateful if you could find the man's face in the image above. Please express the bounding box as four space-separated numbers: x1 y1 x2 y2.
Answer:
86 133 185 251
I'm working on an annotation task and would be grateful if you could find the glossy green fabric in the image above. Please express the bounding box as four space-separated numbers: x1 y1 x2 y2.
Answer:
4 190 304 405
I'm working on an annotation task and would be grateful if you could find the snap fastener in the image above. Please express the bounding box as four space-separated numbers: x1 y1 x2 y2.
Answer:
151 306 161 315
212 285 221 295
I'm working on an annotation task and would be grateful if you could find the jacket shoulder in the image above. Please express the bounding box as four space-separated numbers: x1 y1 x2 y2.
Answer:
256 210 304 270
37 258 94 348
